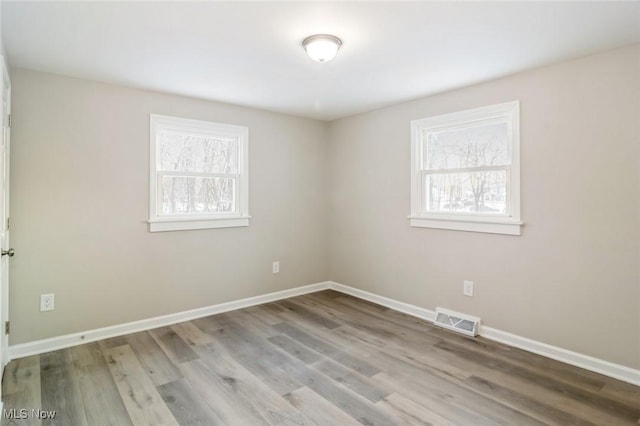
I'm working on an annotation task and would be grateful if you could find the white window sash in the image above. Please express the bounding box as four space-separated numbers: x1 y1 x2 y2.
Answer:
421 165 510 175
157 171 240 179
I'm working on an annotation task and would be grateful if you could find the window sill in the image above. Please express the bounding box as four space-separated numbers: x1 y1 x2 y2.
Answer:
149 216 250 232
409 216 522 235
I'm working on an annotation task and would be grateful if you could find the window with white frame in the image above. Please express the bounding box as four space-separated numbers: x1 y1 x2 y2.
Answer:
149 115 249 232
410 101 522 235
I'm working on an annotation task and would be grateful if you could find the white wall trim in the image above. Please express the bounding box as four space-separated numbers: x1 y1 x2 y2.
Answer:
8 281 331 360
329 282 437 322
330 282 640 386
409 217 522 236
8 280 639 386
480 326 640 386
327 282 639 386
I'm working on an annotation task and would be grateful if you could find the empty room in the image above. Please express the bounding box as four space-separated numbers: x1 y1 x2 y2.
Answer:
0 1 638 425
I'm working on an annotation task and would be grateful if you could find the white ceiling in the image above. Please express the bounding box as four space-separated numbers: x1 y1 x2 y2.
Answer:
3 2 639 121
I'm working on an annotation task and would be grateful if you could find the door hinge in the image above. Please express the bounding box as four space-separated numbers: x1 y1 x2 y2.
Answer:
6 217 9 230
6 114 10 129
4 321 9 335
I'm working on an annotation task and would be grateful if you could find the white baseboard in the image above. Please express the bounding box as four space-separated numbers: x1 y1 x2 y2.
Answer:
8 281 331 360
328 281 640 386
329 282 437 322
480 326 640 386
7 279 640 386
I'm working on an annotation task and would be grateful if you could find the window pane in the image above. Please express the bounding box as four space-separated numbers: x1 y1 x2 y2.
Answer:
159 132 238 174
424 122 509 170
161 176 236 215
425 170 507 214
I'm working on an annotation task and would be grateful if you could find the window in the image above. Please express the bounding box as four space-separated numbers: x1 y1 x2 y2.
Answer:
410 101 521 235
149 115 249 232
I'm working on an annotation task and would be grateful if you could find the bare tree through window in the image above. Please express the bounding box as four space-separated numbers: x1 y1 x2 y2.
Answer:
424 122 509 214
159 132 238 215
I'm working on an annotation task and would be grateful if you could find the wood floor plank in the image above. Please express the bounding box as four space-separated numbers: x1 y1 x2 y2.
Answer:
273 322 380 377
124 331 182 386
2 355 42 426
40 349 88 426
149 326 198 364
3 355 40 396
333 294 391 313
373 354 546 426
277 300 341 330
469 368 635 426
282 361 397 426
306 293 418 331
178 359 268 425
214 315 397 425
225 309 281 338
408 340 616 425
256 300 382 364
464 374 598 426
191 316 223 336
207 314 305 395
157 379 222 426
404 338 615 425
103 345 178 426
600 380 640 407
376 392 456 426
193 342 312 425
267 334 323 364
273 322 338 358
297 293 441 349
427 328 608 392
435 339 640 423
283 387 362 426
311 358 390 403
170 322 216 346
4 292 639 426
97 336 129 351
261 308 391 375
333 317 636 426
372 371 499 426
69 343 132 426
345 329 595 425
245 305 285 326
332 324 471 381
271 300 479 398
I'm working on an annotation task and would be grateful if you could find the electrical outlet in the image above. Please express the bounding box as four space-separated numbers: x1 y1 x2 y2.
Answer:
272 261 280 274
40 294 55 311
463 281 474 297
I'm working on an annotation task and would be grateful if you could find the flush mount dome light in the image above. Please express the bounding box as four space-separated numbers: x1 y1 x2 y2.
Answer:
302 34 342 62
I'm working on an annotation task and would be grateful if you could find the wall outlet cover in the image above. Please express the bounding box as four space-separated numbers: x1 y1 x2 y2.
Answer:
463 280 474 297
40 294 55 312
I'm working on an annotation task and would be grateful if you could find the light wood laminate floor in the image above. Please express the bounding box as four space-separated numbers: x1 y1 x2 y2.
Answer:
2 290 639 425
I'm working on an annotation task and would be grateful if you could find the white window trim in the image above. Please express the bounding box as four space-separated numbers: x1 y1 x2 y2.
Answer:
149 114 250 232
409 101 522 235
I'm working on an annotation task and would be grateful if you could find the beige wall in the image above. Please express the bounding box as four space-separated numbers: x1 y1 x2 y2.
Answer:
9 45 640 371
9 69 328 344
327 45 640 369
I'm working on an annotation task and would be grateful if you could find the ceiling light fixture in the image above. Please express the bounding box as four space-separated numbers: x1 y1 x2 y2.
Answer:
302 34 342 63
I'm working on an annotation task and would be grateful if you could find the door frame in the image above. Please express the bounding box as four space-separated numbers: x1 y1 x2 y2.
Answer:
0 54 11 370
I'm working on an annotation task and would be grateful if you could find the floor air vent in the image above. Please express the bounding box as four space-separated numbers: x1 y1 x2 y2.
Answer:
434 307 480 337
